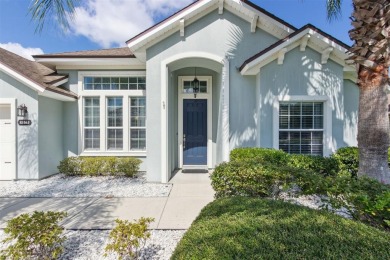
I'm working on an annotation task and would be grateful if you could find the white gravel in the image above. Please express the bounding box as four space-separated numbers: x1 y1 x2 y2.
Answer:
278 192 352 219
0 229 185 260
0 174 172 198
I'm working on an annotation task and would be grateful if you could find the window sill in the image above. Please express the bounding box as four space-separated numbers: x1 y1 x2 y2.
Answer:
80 151 146 157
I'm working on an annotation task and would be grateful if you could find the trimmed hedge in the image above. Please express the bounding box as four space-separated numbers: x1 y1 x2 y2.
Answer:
57 156 141 177
230 148 338 176
212 148 390 230
212 160 301 198
172 198 390 259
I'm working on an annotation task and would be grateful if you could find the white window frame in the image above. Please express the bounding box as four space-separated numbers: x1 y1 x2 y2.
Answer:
129 97 146 151
83 97 100 150
273 95 333 156
178 76 213 169
78 71 146 156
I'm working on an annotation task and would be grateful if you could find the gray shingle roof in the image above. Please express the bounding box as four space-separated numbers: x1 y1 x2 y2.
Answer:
33 47 134 58
0 47 77 99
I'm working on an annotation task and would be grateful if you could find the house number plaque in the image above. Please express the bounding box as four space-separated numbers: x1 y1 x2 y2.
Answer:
18 120 32 126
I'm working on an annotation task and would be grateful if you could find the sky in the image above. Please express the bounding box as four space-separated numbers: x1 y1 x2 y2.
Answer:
0 0 354 60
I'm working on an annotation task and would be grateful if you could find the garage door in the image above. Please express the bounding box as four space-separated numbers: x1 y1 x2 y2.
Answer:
0 101 16 180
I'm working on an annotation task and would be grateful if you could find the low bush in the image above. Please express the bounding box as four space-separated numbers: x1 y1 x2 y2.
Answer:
104 217 154 259
1 211 67 260
172 198 390 259
211 160 300 198
58 156 142 177
320 176 390 230
331 147 359 177
287 154 339 177
230 148 338 176
212 147 390 230
230 148 288 165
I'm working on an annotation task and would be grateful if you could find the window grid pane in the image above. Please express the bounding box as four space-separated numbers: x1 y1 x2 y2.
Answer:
84 77 146 90
107 97 123 150
84 97 100 150
279 102 324 156
130 97 146 150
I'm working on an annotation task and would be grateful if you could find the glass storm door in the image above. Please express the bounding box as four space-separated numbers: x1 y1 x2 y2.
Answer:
183 99 207 165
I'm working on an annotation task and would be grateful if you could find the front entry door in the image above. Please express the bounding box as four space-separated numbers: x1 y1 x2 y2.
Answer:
0 102 16 180
183 99 207 165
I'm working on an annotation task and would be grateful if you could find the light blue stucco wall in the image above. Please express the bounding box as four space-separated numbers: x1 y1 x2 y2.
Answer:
0 71 39 179
146 10 279 181
343 80 359 146
38 96 64 178
258 46 358 152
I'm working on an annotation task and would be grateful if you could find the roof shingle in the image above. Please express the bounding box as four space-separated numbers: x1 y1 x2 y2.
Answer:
0 48 77 99
33 47 134 58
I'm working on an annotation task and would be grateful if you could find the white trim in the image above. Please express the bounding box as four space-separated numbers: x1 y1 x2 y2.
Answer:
272 95 333 156
277 48 287 65
251 15 258 33
51 78 69 87
218 0 224 14
240 28 352 75
0 98 16 180
222 58 230 162
321 47 334 64
178 76 213 169
179 19 185 37
300 34 310 51
160 52 224 183
127 0 295 52
39 90 76 102
77 71 147 155
0 63 45 93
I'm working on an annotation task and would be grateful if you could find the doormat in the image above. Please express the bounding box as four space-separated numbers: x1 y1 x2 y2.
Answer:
182 169 209 174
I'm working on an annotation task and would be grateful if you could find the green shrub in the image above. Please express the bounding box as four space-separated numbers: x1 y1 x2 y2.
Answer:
57 157 82 176
211 160 300 198
230 148 338 176
331 147 359 177
104 217 154 259
172 198 390 259
58 156 141 177
287 154 339 177
320 176 390 230
1 211 67 260
230 148 288 165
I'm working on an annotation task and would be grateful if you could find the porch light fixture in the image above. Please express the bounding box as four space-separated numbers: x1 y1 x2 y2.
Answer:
17 104 28 117
192 67 200 98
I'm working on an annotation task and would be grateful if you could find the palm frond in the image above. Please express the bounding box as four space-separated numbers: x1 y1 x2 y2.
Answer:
326 0 343 21
29 0 78 33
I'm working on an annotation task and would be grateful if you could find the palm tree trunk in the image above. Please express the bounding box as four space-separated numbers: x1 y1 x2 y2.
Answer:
357 67 390 184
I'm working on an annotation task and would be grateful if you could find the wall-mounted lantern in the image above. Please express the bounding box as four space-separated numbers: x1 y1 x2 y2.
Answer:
17 104 28 117
192 67 200 98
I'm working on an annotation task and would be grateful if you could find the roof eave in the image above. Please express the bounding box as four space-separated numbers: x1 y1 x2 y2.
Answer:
240 25 352 75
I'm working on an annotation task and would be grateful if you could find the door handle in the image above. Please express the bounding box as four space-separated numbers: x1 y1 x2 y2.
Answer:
183 134 186 149
4 162 12 164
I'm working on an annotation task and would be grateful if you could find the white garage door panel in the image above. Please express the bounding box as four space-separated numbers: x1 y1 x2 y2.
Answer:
0 101 16 180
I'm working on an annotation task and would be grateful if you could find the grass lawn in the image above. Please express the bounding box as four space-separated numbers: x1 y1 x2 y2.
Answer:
172 197 390 260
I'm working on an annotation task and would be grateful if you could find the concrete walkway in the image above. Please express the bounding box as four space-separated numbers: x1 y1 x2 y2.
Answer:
0 171 214 230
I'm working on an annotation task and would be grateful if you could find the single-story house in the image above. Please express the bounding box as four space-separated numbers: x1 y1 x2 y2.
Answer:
0 0 359 182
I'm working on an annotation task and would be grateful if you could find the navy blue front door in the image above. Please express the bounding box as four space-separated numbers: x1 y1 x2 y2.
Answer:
183 99 207 165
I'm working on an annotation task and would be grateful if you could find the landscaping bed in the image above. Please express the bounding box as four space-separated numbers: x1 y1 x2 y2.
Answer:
172 197 390 259
0 229 185 260
0 174 172 198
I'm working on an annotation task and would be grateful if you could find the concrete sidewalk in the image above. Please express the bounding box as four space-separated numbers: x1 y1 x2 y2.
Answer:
0 171 214 230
